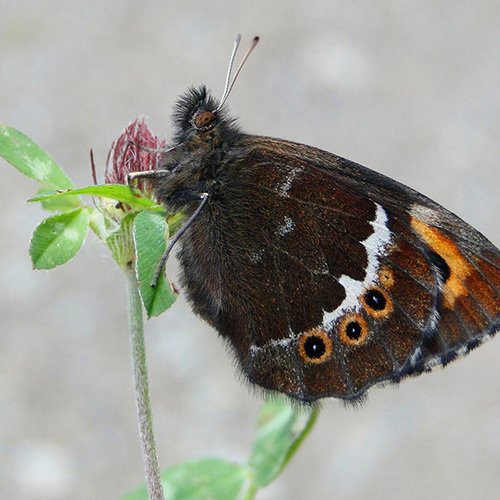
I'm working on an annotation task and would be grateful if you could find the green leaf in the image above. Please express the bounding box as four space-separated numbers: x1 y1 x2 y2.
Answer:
88 208 110 242
248 399 319 487
30 208 90 269
28 184 158 210
0 124 73 189
123 458 257 500
106 213 136 268
36 188 81 211
133 211 177 318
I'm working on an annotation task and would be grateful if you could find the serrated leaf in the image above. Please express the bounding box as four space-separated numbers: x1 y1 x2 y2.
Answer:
248 399 319 487
123 458 257 500
28 184 158 210
133 211 177 318
0 124 73 189
30 208 89 269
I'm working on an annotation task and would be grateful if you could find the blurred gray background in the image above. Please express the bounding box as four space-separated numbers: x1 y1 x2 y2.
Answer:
1 1 499 499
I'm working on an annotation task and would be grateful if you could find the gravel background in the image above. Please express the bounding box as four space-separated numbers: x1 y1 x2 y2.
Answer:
1 1 499 499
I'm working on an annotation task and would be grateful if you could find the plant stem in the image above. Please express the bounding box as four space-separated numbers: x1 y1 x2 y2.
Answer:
125 265 164 500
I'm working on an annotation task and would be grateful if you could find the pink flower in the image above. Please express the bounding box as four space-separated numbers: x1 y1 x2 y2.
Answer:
105 118 165 195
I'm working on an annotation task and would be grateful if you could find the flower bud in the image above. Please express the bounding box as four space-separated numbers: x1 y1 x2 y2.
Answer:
105 117 165 197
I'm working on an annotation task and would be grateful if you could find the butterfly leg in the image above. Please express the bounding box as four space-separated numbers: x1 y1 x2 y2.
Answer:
126 169 171 187
151 193 210 288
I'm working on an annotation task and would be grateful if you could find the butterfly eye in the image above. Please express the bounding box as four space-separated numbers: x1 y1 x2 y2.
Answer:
194 111 216 129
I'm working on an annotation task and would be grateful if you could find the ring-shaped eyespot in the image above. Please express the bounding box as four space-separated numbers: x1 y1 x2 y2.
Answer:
194 110 216 129
298 328 333 364
378 266 395 289
338 313 369 346
361 286 393 319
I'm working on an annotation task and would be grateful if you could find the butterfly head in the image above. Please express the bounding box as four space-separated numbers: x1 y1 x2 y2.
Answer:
153 84 241 212
153 36 259 212
171 85 241 147
171 35 259 147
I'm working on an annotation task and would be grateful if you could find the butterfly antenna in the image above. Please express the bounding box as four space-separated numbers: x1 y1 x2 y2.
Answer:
217 34 241 110
215 35 259 112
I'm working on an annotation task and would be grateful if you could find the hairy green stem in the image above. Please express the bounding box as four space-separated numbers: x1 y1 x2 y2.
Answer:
125 265 164 500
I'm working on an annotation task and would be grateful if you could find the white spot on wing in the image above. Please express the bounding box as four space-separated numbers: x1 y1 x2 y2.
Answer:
408 347 422 367
277 167 303 197
250 334 297 354
323 203 392 325
249 249 265 263
276 216 295 236
410 204 441 225
249 204 392 355
426 308 440 333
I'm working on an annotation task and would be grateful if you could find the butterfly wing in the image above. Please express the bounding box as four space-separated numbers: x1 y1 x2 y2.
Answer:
178 135 499 402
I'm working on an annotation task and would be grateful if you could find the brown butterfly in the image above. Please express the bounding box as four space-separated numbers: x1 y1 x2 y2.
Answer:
129 36 499 403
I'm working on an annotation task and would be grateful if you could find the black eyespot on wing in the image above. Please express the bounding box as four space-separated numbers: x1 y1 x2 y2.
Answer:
361 286 393 318
338 314 369 346
427 249 451 283
346 321 362 341
364 289 387 311
304 335 326 358
298 328 333 364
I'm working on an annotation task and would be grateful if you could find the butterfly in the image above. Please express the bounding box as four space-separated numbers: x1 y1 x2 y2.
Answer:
129 36 499 403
